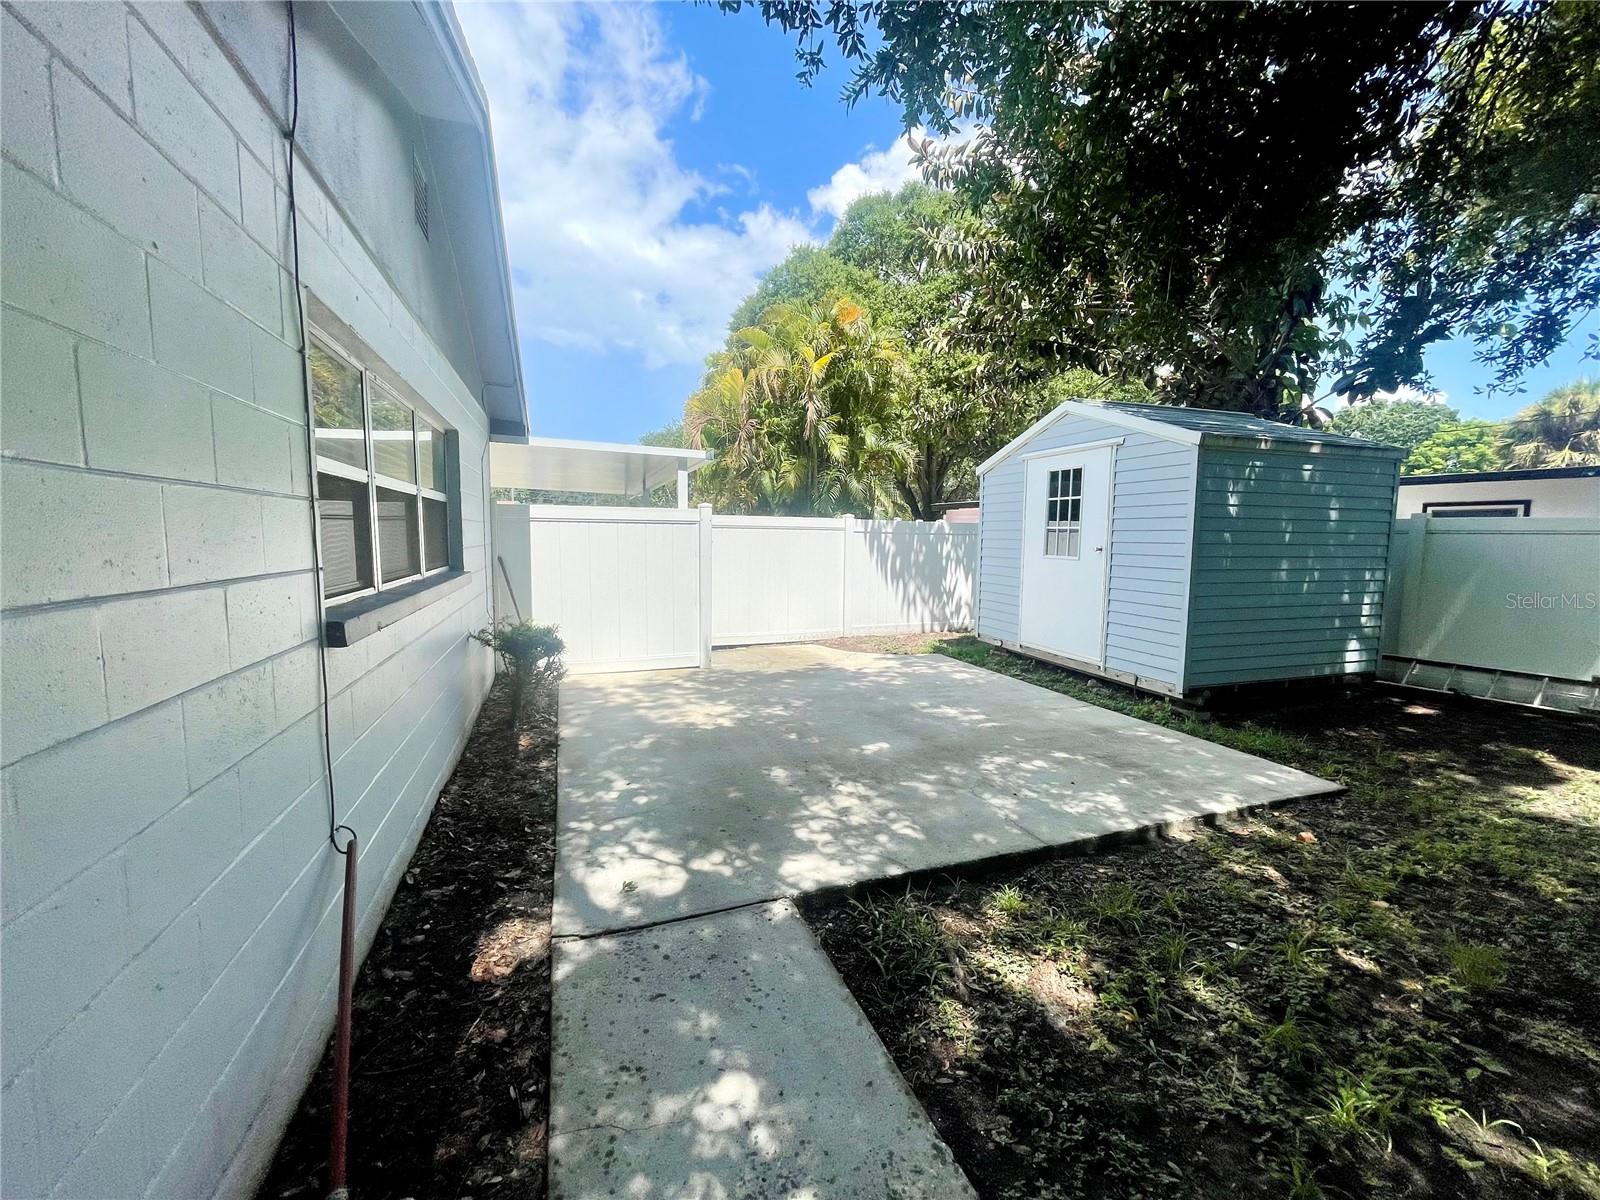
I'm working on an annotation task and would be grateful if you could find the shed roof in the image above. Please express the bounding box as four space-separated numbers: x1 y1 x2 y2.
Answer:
977 399 1401 476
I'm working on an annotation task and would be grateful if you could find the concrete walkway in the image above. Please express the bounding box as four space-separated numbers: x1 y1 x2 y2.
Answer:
550 645 1339 1198
551 901 975 1200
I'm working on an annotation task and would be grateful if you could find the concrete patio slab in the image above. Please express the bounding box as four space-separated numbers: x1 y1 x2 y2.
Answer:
554 644 1339 936
550 900 976 1200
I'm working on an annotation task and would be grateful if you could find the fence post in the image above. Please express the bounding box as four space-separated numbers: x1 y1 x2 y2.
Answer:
839 514 855 638
1393 513 1431 659
698 504 714 668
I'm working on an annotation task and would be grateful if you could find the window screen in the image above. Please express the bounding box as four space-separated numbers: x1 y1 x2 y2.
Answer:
422 497 449 571
317 473 373 597
1044 467 1082 557
369 385 416 484
417 419 447 493
376 486 420 583
310 342 366 471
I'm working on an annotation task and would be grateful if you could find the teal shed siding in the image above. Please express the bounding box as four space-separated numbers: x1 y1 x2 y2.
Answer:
1184 443 1401 687
977 413 1197 690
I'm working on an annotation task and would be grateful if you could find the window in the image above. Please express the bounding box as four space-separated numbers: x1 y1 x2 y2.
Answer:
1420 499 1530 518
310 331 453 601
1044 467 1082 557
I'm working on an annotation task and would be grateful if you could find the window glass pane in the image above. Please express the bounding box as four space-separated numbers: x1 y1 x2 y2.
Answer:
1048 471 1060 498
422 496 449 570
1069 498 1081 523
317 473 372 597
376 486 420 582
417 419 447 493
310 340 366 471
370 385 416 484
1068 528 1081 557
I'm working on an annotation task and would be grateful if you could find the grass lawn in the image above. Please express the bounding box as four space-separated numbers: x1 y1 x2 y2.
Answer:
806 636 1600 1200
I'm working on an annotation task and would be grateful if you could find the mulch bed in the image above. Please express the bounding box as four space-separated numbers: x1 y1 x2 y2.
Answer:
259 675 558 1200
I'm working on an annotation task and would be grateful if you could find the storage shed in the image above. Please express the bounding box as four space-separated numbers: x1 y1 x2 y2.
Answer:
975 400 1403 698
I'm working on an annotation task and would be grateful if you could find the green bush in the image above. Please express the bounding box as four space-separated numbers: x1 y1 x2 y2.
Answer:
471 620 565 726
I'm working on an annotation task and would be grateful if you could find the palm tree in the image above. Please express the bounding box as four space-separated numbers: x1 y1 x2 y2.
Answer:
686 298 908 515
1503 380 1600 468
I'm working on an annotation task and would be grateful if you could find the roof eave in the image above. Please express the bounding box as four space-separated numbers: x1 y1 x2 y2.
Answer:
976 399 1198 477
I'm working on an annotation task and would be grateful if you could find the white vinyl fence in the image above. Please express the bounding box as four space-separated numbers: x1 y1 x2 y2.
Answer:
1380 515 1599 710
493 504 978 673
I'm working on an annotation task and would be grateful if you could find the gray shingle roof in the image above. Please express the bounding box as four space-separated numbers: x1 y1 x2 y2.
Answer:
1099 402 1400 452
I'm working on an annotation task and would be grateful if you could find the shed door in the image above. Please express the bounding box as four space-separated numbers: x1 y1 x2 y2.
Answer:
1020 447 1113 664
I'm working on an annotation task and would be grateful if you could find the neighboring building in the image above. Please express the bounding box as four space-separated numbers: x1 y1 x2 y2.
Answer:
934 502 980 524
1395 465 1600 518
1 4 523 1197
976 400 1403 698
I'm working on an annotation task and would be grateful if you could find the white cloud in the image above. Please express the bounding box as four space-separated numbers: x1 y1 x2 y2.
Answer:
458 3 813 370
457 5 945 375
806 132 925 220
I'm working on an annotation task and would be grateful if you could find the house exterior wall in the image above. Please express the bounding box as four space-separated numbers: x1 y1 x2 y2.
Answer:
1395 474 1600 518
1184 443 1399 688
977 414 1197 690
0 5 495 1198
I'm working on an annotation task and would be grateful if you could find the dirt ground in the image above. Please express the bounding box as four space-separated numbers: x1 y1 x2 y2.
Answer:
807 637 1600 1200
258 676 558 1200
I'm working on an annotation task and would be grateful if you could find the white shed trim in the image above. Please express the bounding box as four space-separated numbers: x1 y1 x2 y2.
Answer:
1017 435 1126 462
976 399 1199 477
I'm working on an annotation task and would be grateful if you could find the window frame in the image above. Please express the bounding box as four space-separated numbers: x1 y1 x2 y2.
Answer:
1419 498 1531 518
308 325 453 606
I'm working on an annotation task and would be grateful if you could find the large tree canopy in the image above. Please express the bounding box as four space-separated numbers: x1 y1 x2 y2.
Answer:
690 185 1150 517
732 1 1600 419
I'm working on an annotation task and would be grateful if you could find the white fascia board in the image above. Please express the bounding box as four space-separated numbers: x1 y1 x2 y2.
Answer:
976 399 1198 477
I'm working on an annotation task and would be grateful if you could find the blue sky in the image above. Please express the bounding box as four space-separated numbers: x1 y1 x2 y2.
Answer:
457 4 1596 444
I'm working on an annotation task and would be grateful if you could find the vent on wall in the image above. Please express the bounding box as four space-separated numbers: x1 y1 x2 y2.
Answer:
412 152 429 241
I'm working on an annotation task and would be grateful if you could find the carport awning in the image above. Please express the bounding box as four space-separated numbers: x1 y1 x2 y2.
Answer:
490 437 710 497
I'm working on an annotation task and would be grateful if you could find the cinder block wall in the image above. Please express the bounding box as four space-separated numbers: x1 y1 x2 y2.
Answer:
1 4 495 1196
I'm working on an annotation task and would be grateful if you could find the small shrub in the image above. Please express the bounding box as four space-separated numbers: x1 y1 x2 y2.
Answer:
471 620 565 727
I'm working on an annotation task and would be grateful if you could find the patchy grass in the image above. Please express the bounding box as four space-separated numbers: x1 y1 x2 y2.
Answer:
805 637 1600 1200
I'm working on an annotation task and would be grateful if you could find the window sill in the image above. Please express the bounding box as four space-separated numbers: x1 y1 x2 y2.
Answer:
324 570 473 648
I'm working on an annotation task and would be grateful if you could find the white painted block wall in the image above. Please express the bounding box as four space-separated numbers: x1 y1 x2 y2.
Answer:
0 4 495 1196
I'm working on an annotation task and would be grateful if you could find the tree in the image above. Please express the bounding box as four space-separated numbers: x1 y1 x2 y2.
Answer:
1328 399 1460 456
686 298 907 515
731 1 1600 418
1403 420 1508 475
1502 379 1600 467
698 184 1152 516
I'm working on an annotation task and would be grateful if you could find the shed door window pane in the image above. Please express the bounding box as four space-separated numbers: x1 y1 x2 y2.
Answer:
417 420 447 493
310 341 366 471
376 486 420 582
370 386 416 484
317 472 373 597
1044 467 1082 558
422 496 449 571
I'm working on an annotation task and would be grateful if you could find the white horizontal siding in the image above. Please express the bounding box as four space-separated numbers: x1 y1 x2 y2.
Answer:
978 415 1196 688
